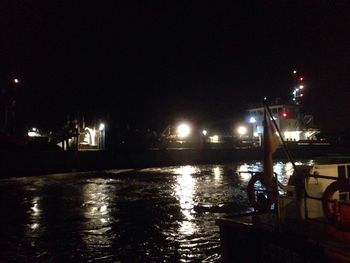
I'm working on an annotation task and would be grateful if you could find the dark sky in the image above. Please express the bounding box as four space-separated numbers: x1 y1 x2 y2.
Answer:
1 1 350 132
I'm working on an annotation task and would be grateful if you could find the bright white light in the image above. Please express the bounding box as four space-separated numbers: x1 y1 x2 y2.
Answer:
28 128 40 137
177 123 191 138
99 123 105 131
237 126 247 135
293 70 297 74
299 85 304 89
14 78 19 84
209 135 219 143
249 117 256 123
85 127 96 145
253 132 259 137
202 130 207 136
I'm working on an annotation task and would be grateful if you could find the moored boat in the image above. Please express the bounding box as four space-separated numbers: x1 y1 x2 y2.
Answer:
217 102 350 263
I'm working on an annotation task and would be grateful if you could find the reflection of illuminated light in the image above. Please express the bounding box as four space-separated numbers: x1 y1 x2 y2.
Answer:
81 181 113 246
100 205 107 213
30 223 39 230
238 164 251 182
174 166 197 223
179 220 197 236
31 197 41 216
27 197 41 232
175 166 197 176
213 166 223 183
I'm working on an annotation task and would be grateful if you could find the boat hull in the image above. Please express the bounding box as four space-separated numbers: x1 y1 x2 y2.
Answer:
217 217 350 263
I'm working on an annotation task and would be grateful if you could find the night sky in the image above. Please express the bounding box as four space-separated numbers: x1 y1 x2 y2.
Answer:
1 1 350 133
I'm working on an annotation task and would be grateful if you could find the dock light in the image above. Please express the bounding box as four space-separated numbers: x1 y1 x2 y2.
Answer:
237 126 247 136
293 70 297 74
299 85 304 89
99 123 105 131
14 78 19 84
249 117 256 123
202 130 208 136
28 127 40 137
209 135 219 143
177 123 191 138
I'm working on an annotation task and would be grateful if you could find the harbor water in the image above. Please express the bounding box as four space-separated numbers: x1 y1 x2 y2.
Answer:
0 162 297 262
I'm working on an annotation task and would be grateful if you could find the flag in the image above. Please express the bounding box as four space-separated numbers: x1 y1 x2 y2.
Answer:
263 107 281 189
265 115 280 154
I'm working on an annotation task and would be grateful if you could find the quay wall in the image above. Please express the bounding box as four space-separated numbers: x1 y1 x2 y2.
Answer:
0 144 346 177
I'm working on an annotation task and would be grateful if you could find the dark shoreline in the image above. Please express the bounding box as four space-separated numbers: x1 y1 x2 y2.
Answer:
1 144 349 177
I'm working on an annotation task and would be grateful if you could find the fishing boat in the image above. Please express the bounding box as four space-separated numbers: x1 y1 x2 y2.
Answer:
216 101 350 263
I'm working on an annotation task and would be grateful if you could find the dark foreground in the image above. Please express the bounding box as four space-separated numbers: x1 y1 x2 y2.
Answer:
0 162 295 262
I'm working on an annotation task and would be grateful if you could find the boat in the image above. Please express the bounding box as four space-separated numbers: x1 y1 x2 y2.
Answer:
216 101 350 263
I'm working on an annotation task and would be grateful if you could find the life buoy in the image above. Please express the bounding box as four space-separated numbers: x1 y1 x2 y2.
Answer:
247 172 276 212
322 179 350 231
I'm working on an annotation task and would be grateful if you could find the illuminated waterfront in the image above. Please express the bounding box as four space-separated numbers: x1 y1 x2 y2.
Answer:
0 162 298 262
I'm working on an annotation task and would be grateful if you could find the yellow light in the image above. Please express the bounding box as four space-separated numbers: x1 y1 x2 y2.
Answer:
177 123 191 138
209 135 219 143
237 126 247 135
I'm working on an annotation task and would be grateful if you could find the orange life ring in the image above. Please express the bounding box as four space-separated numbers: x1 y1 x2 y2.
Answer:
247 172 276 212
322 179 350 231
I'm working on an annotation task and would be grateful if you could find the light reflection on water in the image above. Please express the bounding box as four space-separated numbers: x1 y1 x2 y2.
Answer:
0 161 305 262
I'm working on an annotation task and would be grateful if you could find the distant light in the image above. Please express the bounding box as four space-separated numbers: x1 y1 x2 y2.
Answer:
299 85 304 89
237 126 247 135
249 117 256 123
263 97 267 101
28 127 40 137
202 130 207 136
253 132 259 137
209 135 219 143
296 88 299 91
177 123 191 138
299 77 303 81
293 70 297 74
99 123 105 131
282 112 287 117
300 93 304 97
13 78 19 84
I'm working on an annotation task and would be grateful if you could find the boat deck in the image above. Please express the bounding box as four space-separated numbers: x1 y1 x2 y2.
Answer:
217 213 350 263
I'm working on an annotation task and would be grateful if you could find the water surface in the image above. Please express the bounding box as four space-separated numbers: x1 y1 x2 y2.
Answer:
0 162 296 262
